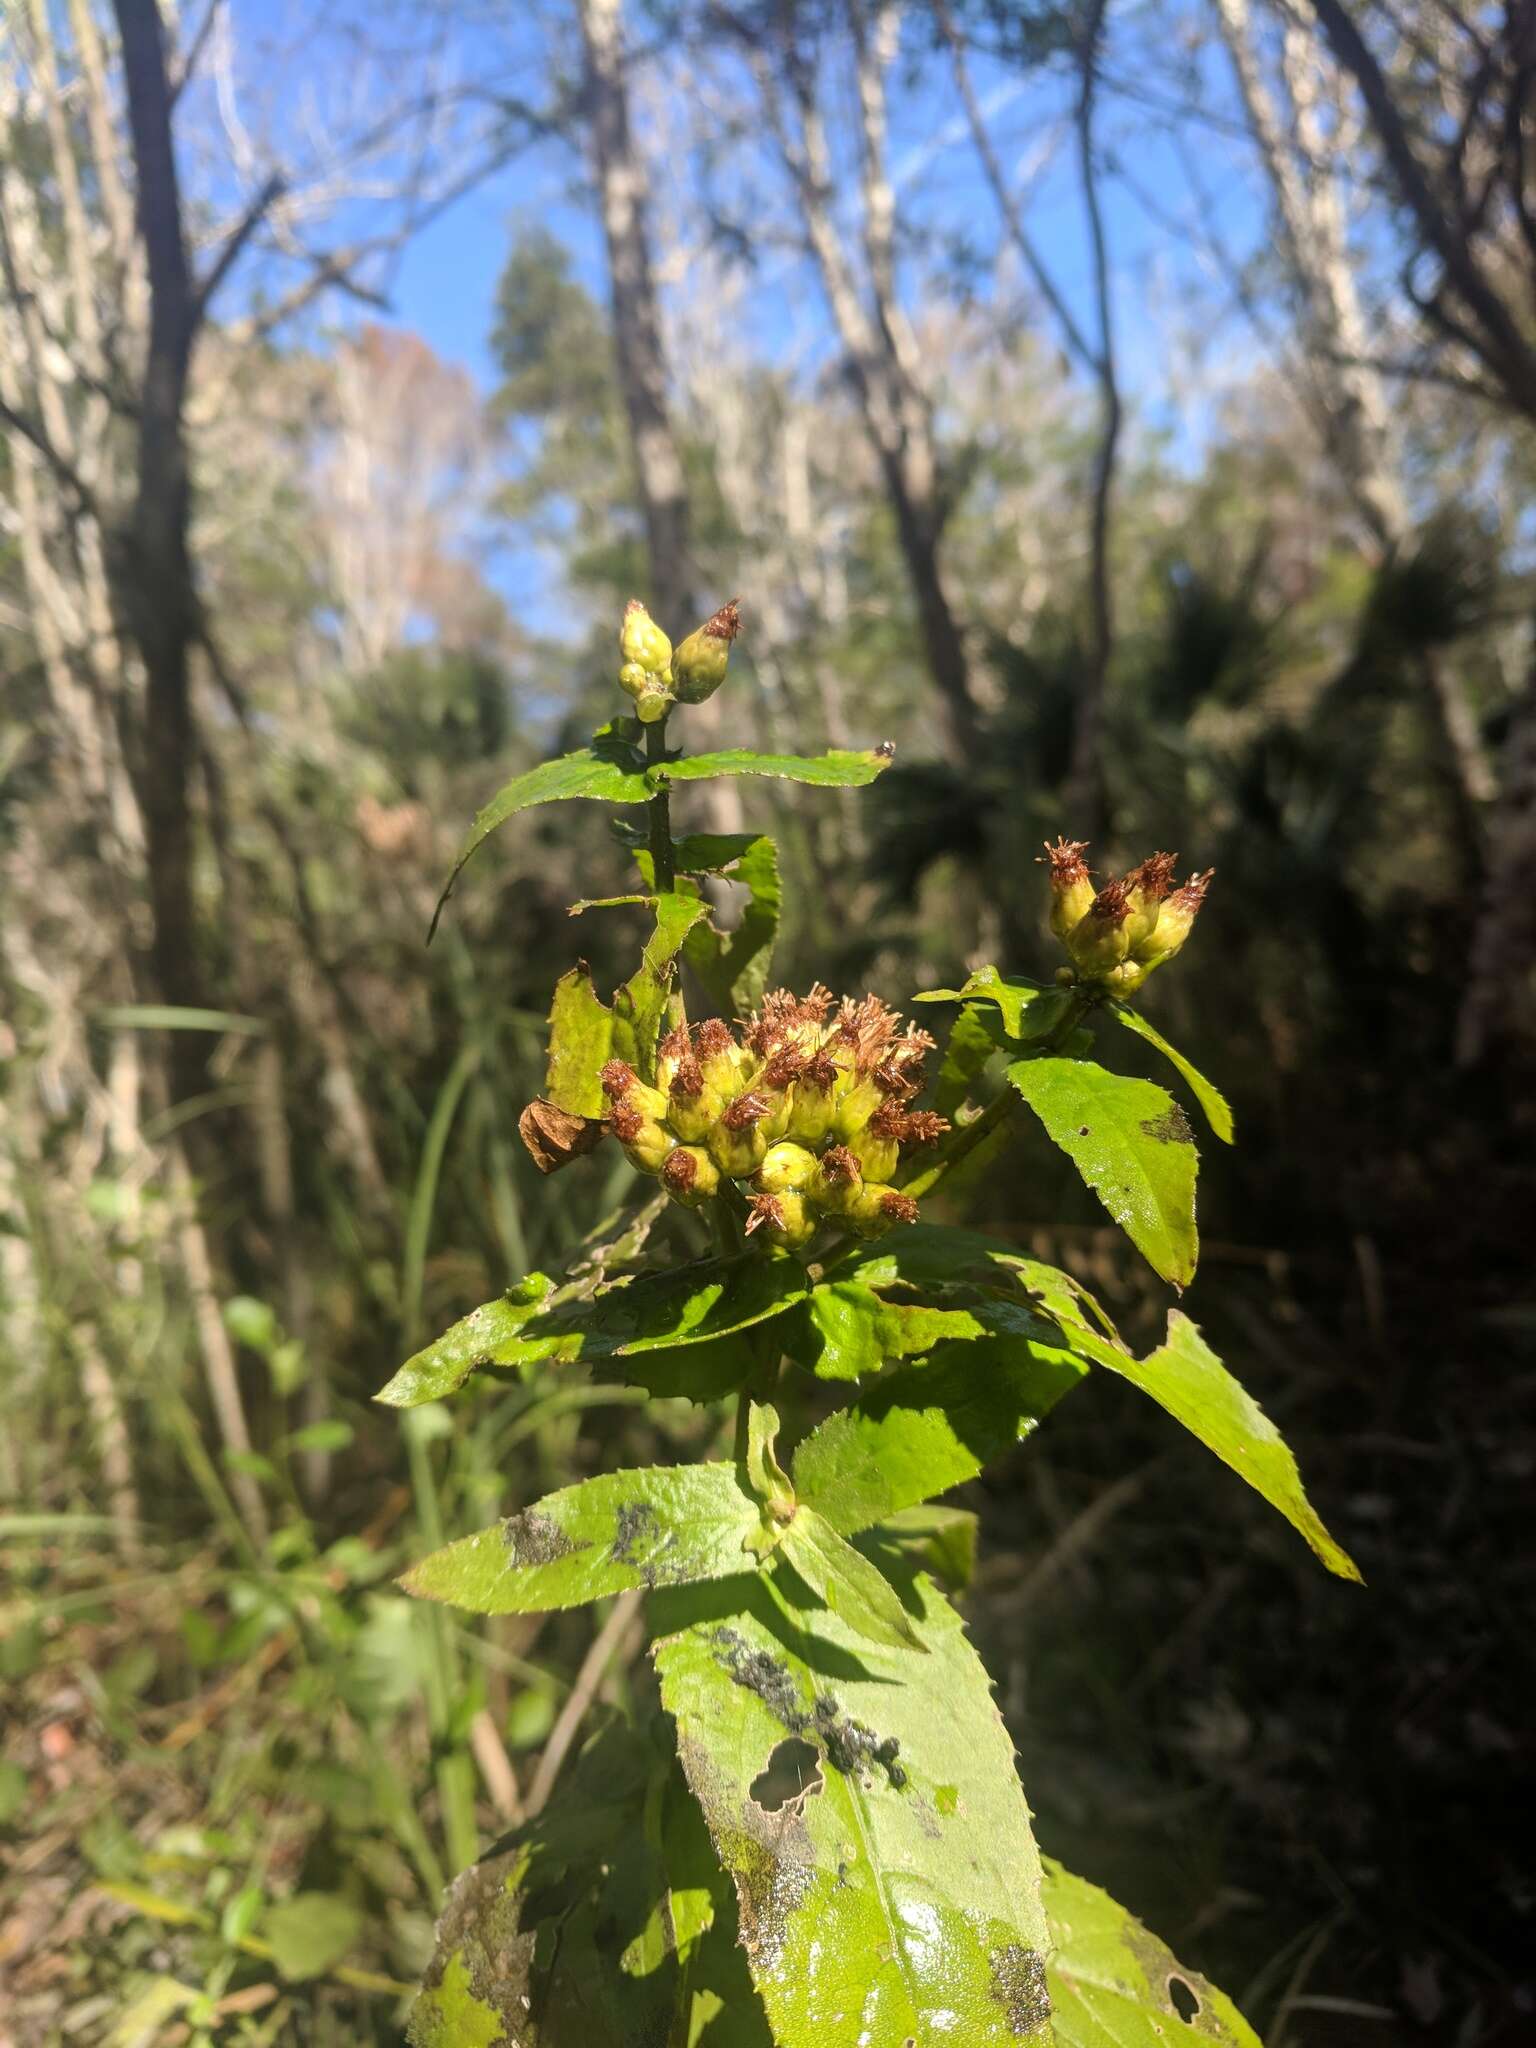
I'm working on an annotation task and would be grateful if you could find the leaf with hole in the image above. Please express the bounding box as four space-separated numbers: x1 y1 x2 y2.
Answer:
611 892 713 1077
1007 1057 1200 1287
654 1566 1052 2047
400 1462 764 1614
1041 1858 1262 2045
1109 1002 1234 1143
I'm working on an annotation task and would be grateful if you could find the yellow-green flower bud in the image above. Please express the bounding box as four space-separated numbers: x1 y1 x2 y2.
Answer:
806 1142 862 1215
695 1017 753 1095
672 598 741 705
707 1091 771 1177
1040 838 1096 939
635 683 673 724
661 1143 720 1208
610 1102 673 1175
756 1141 818 1195
618 661 650 702
600 1058 668 1121
1122 851 1177 950
620 599 672 676
666 1046 723 1143
783 1051 840 1146
1065 880 1132 975
745 1189 816 1249
846 1115 900 1185
843 1184 920 1239
1133 870 1213 967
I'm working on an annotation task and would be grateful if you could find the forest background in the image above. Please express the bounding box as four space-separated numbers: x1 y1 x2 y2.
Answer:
2 0 1533 2042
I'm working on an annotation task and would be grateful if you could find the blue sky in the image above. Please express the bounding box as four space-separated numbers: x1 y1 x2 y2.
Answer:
220 2 1268 625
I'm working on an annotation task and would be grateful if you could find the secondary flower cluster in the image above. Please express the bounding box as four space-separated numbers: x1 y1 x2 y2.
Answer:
618 597 741 723
1042 839 1214 994
600 989 948 1248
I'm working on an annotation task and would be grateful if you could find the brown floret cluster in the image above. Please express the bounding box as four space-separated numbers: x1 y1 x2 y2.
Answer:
600 989 947 1247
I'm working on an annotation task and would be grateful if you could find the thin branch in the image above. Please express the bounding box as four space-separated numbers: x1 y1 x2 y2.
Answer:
193 169 285 321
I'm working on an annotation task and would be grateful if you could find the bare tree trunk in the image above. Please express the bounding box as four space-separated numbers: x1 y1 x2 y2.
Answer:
741 2 984 766
111 0 206 1109
1457 623 1536 1066
576 0 694 633
1067 0 1120 836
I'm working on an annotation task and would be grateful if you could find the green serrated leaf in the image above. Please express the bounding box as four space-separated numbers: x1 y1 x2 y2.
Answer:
1109 1003 1234 1143
431 739 651 937
373 1275 555 1406
1064 1309 1360 1581
401 1463 763 1614
376 1256 809 1407
780 1507 926 1650
682 834 782 1016
658 746 894 791
783 1279 1003 1381
655 1568 1052 2047
792 1335 1086 1534
1041 1858 1263 2045
1007 1058 1200 1288
916 967 1072 1042
612 892 713 1078
545 966 615 1117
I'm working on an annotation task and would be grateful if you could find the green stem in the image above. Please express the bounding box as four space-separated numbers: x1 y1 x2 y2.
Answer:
902 987 1098 1201
645 715 675 893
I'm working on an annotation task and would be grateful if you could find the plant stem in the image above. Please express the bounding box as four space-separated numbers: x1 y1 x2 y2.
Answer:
645 714 674 892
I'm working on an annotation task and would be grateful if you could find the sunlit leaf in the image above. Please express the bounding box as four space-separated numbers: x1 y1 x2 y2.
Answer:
1109 1003 1234 1143
779 1507 926 1650
654 1568 1052 2047
659 746 894 790
611 892 712 1078
915 967 1073 1042
544 965 615 1117
1062 1310 1361 1581
1007 1058 1200 1287
376 1255 808 1407
1041 1858 1262 2046
682 834 782 1016
431 738 652 937
401 1462 763 1614
791 1336 1085 1533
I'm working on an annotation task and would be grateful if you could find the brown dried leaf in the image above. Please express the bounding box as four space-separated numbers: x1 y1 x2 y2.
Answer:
518 1098 608 1175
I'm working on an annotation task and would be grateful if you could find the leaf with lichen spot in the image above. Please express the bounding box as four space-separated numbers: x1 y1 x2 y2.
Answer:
408 1722 771 2046
1007 1057 1200 1287
1109 1002 1234 1143
1041 1858 1263 2045
654 1566 1052 2048
401 1463 765 1615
